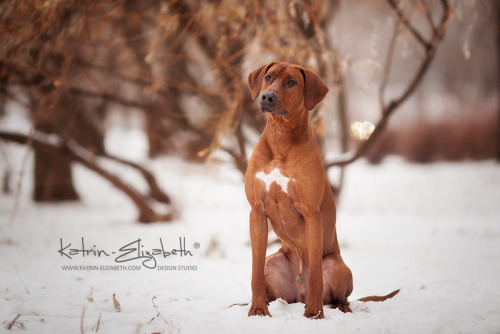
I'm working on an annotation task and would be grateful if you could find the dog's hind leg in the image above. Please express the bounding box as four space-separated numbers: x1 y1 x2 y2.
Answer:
264 250 299 303
322 254 353 312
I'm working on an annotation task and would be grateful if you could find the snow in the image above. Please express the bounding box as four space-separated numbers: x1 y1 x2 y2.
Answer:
1 134 500 333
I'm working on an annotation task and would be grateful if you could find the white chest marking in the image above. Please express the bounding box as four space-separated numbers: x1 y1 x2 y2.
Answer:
255 168 291 194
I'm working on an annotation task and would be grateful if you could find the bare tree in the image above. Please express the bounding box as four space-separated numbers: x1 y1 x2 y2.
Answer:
0 0 175 222
0 0 455 222
325 0 452 169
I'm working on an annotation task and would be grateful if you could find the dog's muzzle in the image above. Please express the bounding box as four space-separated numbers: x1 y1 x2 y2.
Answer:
260 91 288 116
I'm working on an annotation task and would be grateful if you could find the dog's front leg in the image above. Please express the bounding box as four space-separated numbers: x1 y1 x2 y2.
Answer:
248 207 271 317
303 211 325 319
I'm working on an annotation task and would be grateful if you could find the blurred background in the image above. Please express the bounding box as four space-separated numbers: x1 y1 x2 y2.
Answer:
1 0 499 222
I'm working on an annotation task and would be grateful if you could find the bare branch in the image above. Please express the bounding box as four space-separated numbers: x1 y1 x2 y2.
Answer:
6 314 21 330
103 153 171 204
0 130 174 223
379 23 401 111
386 0 431 50
325 0 451 168
421 0 437 32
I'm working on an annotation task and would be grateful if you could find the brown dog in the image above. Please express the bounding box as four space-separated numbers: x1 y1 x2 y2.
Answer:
245 62 353 319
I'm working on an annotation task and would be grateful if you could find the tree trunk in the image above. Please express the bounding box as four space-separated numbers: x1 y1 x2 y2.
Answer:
30 87 103 202
34 146 79 201
30 75 82 202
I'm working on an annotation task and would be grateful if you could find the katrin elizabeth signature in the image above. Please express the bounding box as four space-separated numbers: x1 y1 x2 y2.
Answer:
58 237 194 269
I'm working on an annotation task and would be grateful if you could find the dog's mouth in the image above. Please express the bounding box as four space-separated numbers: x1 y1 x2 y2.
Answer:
261 106 289 116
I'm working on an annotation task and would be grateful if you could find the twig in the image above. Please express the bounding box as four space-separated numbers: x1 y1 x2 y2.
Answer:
80 306 86 334
386 0 431 49
151 296 172 332
95 313 101 333
310 310 322 319
11 262 30 295
8 121 35 225
420 0 437 31
278 299 295 319
87 287 94 302
152 296 168 325
228 303 249 308
6 314 20 330
379 22 401 111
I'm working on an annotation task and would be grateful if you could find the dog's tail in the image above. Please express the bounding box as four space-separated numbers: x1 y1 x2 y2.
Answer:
357 289 400 303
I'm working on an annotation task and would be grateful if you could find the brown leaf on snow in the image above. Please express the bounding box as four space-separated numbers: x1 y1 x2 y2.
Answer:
113 293 121 312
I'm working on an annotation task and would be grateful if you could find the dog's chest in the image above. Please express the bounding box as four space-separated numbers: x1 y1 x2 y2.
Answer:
254 165 306 244
255 167 291 194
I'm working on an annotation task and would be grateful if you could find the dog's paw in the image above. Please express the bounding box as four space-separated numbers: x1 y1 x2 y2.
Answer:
330 299 352 313
304 305 324 319
338 302 352 313
248 304 271 317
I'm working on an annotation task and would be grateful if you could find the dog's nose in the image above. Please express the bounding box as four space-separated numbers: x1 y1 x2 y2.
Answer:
262 92 276 104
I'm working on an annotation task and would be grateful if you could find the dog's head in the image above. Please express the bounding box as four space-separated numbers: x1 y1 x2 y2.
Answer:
248 62 329 117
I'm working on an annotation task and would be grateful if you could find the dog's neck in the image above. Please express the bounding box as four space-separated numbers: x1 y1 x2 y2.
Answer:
263 109 313 158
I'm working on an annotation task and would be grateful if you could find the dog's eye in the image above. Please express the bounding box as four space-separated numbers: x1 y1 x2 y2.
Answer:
265 75 272 82
287 79 297 88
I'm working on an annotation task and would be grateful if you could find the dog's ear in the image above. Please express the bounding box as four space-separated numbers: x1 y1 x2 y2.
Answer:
248 62 275 100
301 68 329 111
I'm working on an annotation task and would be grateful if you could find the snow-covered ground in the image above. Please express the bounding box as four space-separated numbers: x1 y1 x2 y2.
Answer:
1 130 500 333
